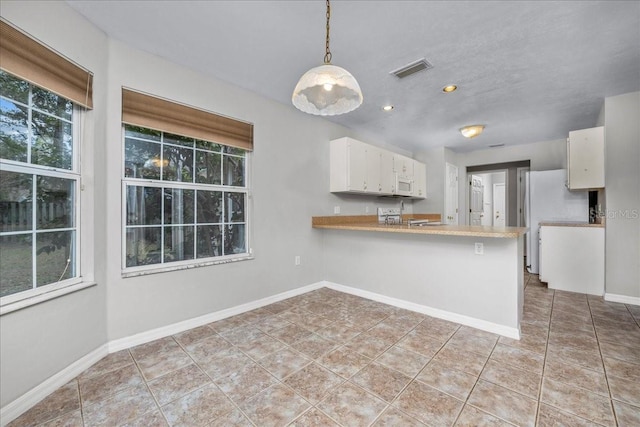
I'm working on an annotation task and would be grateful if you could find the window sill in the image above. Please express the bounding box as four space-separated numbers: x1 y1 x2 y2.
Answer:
122 255 255 278
0 280 98 316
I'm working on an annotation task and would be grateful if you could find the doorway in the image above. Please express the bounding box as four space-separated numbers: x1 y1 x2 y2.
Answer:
468 171 507 226
466 160 531 227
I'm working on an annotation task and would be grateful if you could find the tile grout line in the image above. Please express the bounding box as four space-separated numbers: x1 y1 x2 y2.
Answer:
16 285 638 427
173 317 271 426
365 319 456 427
586 294 618 426
75 379 85 427
535 283 554 427
540 292 615 426
129 345 177 427
460 275 548 427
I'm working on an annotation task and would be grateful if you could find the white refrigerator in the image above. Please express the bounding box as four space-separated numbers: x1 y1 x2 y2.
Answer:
525 169 589 274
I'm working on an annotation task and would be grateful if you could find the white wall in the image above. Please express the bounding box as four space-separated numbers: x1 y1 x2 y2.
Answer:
414 147 458 219
604 92 640 299
3 0 637 415
414 147 444 217
0 1 109 406
104 39 326 340
456 139 566 224
416 139 564 224
0 0 393 409
101 40 414 341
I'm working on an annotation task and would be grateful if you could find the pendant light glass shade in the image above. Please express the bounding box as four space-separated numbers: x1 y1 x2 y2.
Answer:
292 0 363 116
292 64 363 116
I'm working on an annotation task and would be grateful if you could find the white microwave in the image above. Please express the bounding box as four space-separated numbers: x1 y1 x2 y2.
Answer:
395 174 413 196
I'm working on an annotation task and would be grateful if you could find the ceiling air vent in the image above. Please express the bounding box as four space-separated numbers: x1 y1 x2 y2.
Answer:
390 59 433 79
489 144 505 148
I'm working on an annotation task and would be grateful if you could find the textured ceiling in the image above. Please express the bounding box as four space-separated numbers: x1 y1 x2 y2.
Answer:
67 0 640 153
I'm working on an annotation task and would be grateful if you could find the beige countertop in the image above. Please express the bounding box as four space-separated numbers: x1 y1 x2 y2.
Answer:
539 221 604 228
312 215 527 238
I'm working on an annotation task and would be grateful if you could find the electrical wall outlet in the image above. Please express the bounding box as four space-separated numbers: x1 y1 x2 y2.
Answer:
365 206 370 214
474 242 484 255
333 206 341 214
295 255 301 266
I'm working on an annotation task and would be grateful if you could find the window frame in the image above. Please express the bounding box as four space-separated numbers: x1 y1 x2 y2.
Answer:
120 125 252 277
0 77 84 304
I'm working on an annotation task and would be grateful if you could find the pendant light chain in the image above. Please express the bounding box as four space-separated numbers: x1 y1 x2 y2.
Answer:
324 0 332 64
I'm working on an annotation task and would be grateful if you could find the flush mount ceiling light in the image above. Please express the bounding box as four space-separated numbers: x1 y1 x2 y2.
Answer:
460 125 485 139
292 0 363 116
382 105 394 111
442 85 458 93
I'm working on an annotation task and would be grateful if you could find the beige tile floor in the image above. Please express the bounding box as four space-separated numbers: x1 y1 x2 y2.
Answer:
8 273 640 427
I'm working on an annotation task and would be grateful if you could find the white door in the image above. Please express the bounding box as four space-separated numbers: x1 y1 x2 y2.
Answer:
469 175 484 226
445 163 458 224
493 183 506 226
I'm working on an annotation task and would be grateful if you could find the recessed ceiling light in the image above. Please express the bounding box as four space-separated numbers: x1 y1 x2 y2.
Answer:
382 105 394 111
442 85 458 93
460 124 485 138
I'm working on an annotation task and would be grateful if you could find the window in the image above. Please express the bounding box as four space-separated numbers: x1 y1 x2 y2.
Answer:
122 125 250 273
0 70 80 298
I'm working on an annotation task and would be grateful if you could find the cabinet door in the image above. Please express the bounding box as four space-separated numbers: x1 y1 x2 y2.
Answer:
347 139 367 192
413 161 426 198
568 126 604 189
393 154 414 177
379 150 395 194
365 146 381 193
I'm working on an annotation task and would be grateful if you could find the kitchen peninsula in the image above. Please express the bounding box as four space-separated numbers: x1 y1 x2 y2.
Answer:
313 215 527 339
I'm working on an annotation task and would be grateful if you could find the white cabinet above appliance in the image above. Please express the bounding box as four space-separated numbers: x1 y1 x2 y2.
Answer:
330 137 426 199
567 126 605 189
393 154 414 178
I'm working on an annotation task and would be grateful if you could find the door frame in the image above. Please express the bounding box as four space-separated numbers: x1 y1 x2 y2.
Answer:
467 169 508 226
516 167 530 227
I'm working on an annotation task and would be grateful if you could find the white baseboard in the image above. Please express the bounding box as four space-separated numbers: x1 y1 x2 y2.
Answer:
108 281 324 352
604 293 640 306
1 282 325 426
322 281 521 339
0 344 108 427
2 279 521 425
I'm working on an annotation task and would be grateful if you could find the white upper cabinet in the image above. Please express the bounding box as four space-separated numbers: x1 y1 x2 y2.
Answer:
393 154 414 178
330 137 425 198
413 161 426 199
567 126 605 190
330 137 366 193
330 137 390 195
380 149 395 194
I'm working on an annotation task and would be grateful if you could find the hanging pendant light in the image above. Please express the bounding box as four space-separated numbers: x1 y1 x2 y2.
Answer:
292 0 363 116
